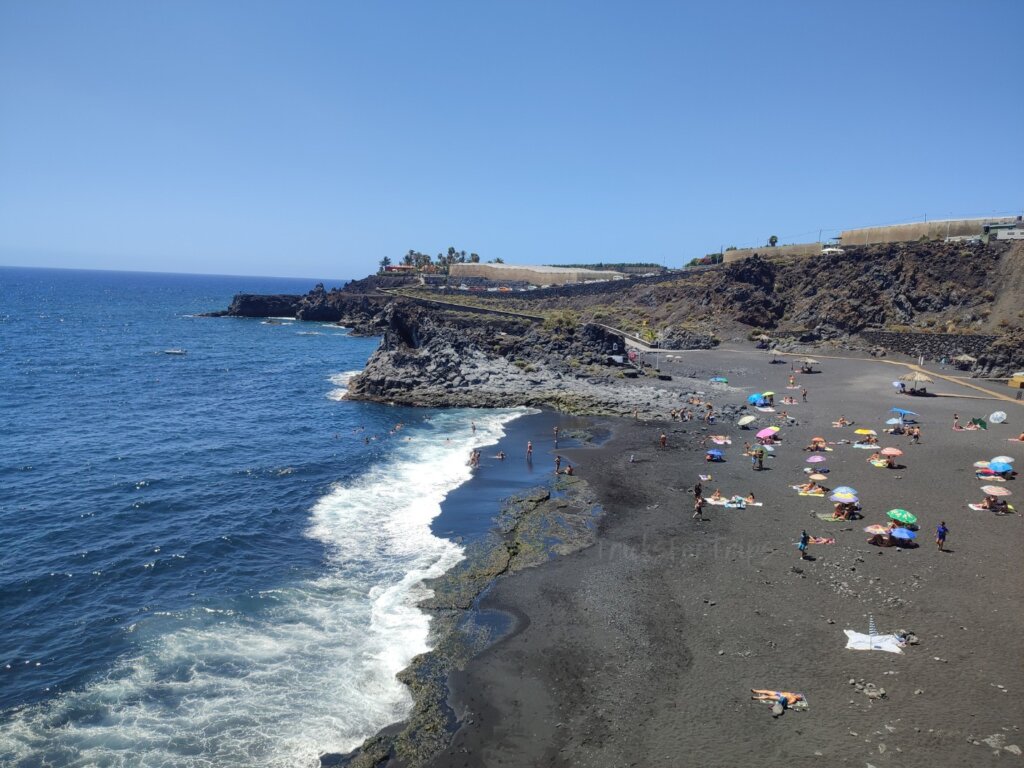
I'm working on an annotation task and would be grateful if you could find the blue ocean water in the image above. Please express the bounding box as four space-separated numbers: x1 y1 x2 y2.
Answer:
0 267 533 767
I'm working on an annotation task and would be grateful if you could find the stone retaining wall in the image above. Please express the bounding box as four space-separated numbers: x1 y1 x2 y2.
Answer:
858 331 999 361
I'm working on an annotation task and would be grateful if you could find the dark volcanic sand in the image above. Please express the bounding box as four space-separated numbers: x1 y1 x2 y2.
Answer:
427 349 1023 767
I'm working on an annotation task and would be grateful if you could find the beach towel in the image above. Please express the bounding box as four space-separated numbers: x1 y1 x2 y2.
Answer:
869 459 889 468
756 406 776 413
975 474 1006 481
791 485 826 497
969 503 1016 512
711 438 732 445
816 512 860 522
725 501 763 508
852 443 879 450
843 630 905 654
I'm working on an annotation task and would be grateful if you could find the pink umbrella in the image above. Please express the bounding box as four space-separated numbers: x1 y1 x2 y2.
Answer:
864 524 888 535
756 428 775 439
981 485 1011 497
880 447 903 457
806 455 827 463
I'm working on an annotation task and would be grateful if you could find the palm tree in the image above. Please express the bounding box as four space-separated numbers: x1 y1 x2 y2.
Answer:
768 235 778 247
470 253 480 263
402 250 414 266
379 256 392 272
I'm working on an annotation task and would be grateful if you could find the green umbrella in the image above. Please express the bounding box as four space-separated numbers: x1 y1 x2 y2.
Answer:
887 508 917 525
970 417 988 430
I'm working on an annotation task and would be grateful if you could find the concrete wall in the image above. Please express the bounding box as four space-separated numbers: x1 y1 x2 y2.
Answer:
450 263 625 285
840 218 1018 246
723 243 822 264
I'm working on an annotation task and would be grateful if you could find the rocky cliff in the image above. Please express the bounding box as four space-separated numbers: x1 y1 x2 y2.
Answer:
344 303 734 417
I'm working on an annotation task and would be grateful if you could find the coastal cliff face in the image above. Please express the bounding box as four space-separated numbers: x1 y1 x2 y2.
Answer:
345 304 724 416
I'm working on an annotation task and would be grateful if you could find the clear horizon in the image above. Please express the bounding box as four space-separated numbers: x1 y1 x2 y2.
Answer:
2 0 1021 278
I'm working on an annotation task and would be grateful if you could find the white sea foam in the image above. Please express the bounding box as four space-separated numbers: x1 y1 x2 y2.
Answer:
0 409 526 768
326 370 363 401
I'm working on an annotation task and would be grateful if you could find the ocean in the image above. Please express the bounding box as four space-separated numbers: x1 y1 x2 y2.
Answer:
0 267 546 767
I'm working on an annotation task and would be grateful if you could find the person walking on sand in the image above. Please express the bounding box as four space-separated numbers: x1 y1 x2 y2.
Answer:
526 441 533 460
953 413 960 430
692 495 705 520
797 530 810 558
660 432 668 448
801 387 808 402
554 455 561 473
936 521 949 551
693 480 703 500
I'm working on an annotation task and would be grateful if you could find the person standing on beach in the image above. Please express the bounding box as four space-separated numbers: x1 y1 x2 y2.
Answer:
953 413 960 430
554 455 561 473
801 388 808 402
911 426 921 444
526 441 533 460
936 521 949 551
692 495 704 520
693 480 703 500
660 432 668 448
798 530 810 559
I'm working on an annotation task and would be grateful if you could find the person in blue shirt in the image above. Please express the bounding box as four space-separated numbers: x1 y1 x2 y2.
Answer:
936 521 949 551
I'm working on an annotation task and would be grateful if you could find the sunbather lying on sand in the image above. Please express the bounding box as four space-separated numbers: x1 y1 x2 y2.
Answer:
797 481 826 494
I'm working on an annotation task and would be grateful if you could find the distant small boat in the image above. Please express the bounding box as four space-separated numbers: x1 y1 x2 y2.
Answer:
163 349 187 355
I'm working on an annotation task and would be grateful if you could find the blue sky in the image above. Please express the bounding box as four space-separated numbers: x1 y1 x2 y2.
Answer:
1 1 1021 278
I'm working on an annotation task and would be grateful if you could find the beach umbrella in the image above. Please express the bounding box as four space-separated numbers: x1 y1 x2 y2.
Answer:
899 371 933 384
891 408 917 416
973 461 990 469
762 391 775 397
990 411 1007 424
891 381 903 389
854 428 877 436
747 393 763 404
809 473 829 481
832 486 858 495
831 492 858 503
880 447 903 457
864 524 888 535
981 485 1011 496
885 418 902 425
991 455 1014 464
806 455 827 463
970 417 988 430
890 527 916 541
737 415 757 426
706 449 723 457
887 508 917 524
755 427 774 438
989 462 1013 473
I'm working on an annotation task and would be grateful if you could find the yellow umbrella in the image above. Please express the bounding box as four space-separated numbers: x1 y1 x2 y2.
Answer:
854 428 876 436
762 391 775 396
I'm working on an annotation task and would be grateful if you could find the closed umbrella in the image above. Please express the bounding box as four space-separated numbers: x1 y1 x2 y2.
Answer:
890 528 916 541
887 509 917 524
880 447 903 457
737 415 757 426
982 485 1011 496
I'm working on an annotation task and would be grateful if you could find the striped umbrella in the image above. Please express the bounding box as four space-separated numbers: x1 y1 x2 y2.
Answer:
830 492 858 503
982 485 1011 497
832 486 857 495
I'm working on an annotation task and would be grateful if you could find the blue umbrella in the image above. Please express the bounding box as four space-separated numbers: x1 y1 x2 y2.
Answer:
885 418 902 425
890 527 916 540
891 408 918 416
989 462 1013 473
707 449 723 456
747 393 763 404
832 486 857 495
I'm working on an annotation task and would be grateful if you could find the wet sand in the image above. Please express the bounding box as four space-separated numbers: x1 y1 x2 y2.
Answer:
427 348 1024 767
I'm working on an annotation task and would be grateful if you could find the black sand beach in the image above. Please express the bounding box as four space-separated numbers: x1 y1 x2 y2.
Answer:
427 348 1023 767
